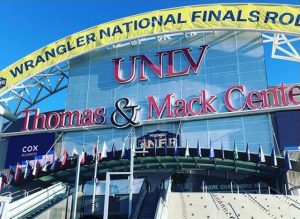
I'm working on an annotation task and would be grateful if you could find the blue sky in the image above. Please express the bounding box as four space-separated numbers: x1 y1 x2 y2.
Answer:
0 0 299 111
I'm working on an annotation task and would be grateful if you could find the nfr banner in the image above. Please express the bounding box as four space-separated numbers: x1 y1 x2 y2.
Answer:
5 133 55 168
137 130 179 149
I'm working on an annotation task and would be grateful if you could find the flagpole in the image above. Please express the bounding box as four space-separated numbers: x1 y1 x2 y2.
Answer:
129 131 134 218
45 132 64 156
92 136 99 214
268 113 281 155
72 154 81 219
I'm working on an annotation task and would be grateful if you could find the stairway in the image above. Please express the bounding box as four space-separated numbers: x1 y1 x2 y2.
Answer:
8 183 68 219
179 193 188 219
243 194 277 219
19 193 68 219
137 191 160 219
211 193 232 218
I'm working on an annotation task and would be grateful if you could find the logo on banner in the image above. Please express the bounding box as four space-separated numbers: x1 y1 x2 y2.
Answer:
0 78 6 89
22 145 39 157
137 130 179 148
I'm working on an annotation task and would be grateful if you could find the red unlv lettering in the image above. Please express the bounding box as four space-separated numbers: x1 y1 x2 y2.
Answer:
20 108 106 131
113 45 208 83
224 84 300 111
147 90 217 119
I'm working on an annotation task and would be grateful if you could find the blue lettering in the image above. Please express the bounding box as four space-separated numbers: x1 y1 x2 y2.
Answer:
164 14 176 25
248 10 260 22
222 10 235 21
10 65 24 77
279 13 294 25
112 25 123 36
99 28 111 39
265 11 278 24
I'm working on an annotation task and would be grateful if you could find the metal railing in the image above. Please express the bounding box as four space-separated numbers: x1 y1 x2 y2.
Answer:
130 180 148 219
227 202 240 219
26 187 43 196
1 186 43 203
9 183 66 211
268 185 300 207
1 191 12 196
10 190 27 202
232 180 300 218
9 183 67 219
229 180 270 216
230 181 239 194
289 203 300 219
287 182 300 196
246 193 269 212
154 178 172 219
165 178 172 205
209 193 220 210
202 180 208 193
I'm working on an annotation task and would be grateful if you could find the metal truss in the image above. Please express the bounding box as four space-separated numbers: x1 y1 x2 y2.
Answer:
1 31 299 131
0 61 69 131
263 33 300 63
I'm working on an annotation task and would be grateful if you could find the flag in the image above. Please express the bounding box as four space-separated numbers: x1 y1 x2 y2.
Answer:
111 142 116 159
221 141 225 160
42 154 49 166
42 161 52 173
121 142 126 158
154 138 157 156
164 140 168 156
233 141 239 160
284 151 292 171
80 149 86 165
185 140 190 157
101 141 108 159
24 161 33 180
209 140 215 159
246 143 251 162
61 149 69 167
8 169 14 185
32 160 42 177
197 140 202 158
174 141 179 157
0 174 7 191
93 144 98 161
97 150 101 162
258 145 266 163
271 147 277 167
142 138 147 157
50 156 60 172
72 147 78 156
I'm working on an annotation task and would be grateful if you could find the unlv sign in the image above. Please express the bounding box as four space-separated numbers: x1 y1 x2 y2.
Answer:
113 45 208 83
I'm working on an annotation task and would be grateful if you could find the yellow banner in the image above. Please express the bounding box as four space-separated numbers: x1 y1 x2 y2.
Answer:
0 4 299 95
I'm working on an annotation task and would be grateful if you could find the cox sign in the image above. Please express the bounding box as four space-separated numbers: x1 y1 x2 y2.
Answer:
22 145 38 154
5 133 55 167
